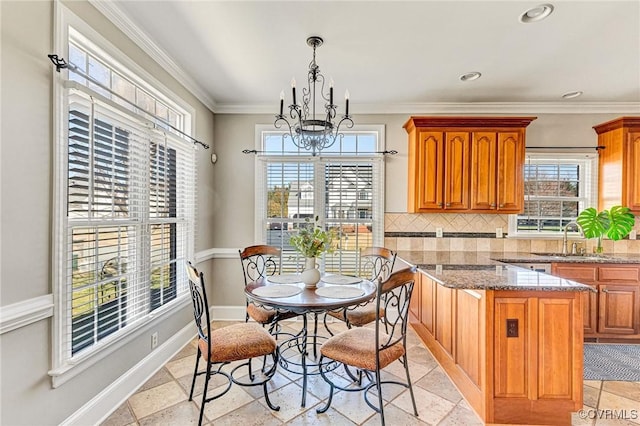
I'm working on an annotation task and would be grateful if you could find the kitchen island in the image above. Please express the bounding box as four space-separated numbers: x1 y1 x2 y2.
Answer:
397 251 594 426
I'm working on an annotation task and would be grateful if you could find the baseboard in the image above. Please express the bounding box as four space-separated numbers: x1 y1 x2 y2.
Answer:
61 321 197 426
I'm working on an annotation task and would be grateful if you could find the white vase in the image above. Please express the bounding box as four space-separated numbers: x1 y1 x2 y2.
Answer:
301 257 321 289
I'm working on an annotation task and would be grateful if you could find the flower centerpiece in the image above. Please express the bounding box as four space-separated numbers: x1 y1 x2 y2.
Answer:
289 216 335 288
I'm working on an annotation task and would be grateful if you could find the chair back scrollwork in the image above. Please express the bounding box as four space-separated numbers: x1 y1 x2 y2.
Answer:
359 247 397 282
375 267 416 354
239 245 281 285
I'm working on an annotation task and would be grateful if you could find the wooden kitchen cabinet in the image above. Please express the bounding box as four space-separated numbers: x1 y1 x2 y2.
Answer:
593 117 640 213
409 270 582 425
470 131 525 212
551 263 640 340
404 116 536 213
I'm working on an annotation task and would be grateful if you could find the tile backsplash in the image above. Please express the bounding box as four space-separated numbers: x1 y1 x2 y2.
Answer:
384 213 640 254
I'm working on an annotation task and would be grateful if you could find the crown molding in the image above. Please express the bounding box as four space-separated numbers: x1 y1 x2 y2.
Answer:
89 0 218 112
215 101 640 115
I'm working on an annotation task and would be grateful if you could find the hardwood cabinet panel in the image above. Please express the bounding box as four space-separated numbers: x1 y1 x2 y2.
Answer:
456 289 484 388
593 117 640 212
598 284 640 334
599 266 640 282
421 274 435 334
494 298 529 398
581 289 598 335
470 132 497 210
537 298 574 399
444 132 470 210
551 264 597 281
413 131 444 210
409 271 421 321
497 132 524 211
627 132 640 211
436 285 454 356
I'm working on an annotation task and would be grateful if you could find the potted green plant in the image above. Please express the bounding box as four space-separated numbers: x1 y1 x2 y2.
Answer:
576 205 636 253
289 216 335 287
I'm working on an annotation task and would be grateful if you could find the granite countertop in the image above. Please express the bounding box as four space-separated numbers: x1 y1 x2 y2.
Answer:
395 251 619 292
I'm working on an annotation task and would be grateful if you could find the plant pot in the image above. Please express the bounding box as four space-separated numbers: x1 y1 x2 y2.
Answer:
301 257 321 289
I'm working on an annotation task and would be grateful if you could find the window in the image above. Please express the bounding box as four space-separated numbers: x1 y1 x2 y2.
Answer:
508 153 597 237
52 21 195 378
256 126 385 275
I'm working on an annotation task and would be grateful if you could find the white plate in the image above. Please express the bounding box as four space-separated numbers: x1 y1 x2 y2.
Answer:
267 274 302 284
320 275 362 285
252 285 302 298
315 286 365 299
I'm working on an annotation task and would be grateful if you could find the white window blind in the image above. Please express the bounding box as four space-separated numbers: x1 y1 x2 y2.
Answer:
63 85 195 358
509 153 597 237
256 127 384 275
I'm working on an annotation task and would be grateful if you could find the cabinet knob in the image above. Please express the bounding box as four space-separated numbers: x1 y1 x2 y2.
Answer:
490 203 497 207
499 204 505 208
601 288 608 293
446 203 451 207
437 203 443 207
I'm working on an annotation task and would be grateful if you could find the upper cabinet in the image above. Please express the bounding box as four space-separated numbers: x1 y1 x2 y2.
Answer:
404 116 536 213
593 117 640 213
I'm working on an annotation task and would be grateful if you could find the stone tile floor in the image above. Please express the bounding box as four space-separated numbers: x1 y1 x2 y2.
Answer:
102 320 640 425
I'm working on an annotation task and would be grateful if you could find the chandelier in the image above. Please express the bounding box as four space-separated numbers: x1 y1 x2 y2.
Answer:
275 36 354 155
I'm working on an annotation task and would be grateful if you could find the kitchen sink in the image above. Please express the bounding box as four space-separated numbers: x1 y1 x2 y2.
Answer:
530 252 608 260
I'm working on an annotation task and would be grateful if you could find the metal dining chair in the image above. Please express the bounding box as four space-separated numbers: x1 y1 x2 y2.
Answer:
186 261 280 426
316 267 419 425
324 247 397 335
239 245 300 334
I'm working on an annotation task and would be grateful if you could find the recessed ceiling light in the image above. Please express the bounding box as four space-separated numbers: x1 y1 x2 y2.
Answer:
519 4 554 23
562 91 583 99
460 72 481 82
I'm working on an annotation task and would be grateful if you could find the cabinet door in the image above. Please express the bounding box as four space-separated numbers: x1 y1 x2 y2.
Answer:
626 132 640 211
436 285 454 356
598 284 640 334
409 272 421 321
421 274 436 334
497 132 524 212
470 132 497 210
582 289 598 335
415 131 444 210
444 132 470 210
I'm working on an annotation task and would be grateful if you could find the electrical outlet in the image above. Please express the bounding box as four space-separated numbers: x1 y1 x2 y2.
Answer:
506 319 519 337
629 230 637 240
436 227 443 238
496 227 503 238
435 264 443 274
151 332 158 349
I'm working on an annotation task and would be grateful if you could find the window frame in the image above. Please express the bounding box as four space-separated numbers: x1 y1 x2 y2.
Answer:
50 4 196 387
508 152 598 238
254 125 385 274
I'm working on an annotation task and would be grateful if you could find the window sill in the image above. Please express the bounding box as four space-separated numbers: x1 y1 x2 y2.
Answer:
49 295 190 388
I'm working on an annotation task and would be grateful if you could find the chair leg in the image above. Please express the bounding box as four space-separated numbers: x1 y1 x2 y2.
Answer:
262 353 281 411
323 313 335 336
316 356 335 414
189 346 201 401
402 354 418 416
375 368 385 426
198 361 212 426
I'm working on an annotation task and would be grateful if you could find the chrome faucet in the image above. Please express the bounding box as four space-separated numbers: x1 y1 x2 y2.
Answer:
562 221 583 256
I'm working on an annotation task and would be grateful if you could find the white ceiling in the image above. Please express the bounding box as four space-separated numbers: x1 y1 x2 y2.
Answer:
96 1 640 114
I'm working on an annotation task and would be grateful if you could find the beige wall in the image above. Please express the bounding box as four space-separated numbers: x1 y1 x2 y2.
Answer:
0 1 215 424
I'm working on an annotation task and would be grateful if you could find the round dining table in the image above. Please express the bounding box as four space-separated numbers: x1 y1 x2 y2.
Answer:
245 274 377 407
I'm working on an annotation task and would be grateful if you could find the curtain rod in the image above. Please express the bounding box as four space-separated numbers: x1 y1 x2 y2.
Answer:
526 146 604 151
48 54 209 150
242 149 398 155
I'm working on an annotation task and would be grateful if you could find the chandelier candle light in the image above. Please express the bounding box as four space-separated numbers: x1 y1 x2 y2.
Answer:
275 36 353 156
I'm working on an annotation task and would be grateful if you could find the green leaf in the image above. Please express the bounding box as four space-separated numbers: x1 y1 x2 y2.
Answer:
605 205 636 241
576 207 608 239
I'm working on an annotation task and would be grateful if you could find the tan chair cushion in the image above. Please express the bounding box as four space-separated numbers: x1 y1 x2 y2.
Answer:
199 322 276 363
247 303 277 324
328 304 384 327
320 327 405 371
